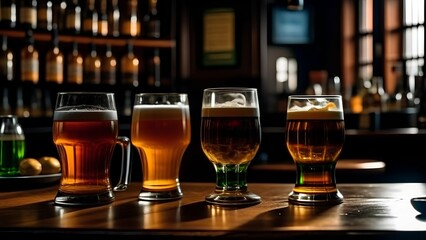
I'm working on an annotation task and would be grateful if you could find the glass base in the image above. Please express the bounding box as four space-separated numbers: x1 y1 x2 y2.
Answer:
288 190 344 206
54 190 115 206
205 191 261 206
138 187 183 201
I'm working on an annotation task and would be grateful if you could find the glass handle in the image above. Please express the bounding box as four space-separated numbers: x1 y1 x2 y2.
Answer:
113 136 132 191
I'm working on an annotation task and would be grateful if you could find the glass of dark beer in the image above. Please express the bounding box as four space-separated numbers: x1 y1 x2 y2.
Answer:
286 95 345 205
131 93 191 201
201 88 261 206
53 92 132 206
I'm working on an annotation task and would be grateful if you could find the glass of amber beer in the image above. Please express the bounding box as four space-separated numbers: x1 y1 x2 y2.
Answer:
286 95 345 205
131 93 191 201
53 92 132 206
201 88 261 205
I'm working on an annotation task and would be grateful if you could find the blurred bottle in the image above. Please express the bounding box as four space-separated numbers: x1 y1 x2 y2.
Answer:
84 43 101 84
37 0 53 31
0 0 17 28
19 0 37 29
65 0 82 34
120 42 139 87
83 0 98 36
147 48 161 87
107 0 120 37
45 25 63 116
417 67 426 129
143 0 161 38
120 0 140 37
0 36 14 82
45 26 63 84
97 0 108 36
120 42 139 117
67 42 83 84
52 0 67 32
0 36 14 115
394 75 415 110
19 28 41 117
101 44 116 85
362 76 386 113
20 29 38 84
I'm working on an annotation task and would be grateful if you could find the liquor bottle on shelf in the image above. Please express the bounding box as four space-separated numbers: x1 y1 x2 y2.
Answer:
120 42 139 87
107 0 120 37
0 36 14 82
19 0 37 29
0 88 11 115
20 29 38 84
0 0 17 28
120 0 140 37
120 42 139 116
83 0 98 36
53 0 67 32
44 25 63 117
19 28 41 117
67 42 83 84
101 44 116 85
147 48 161 87
84 43 101 84
45 26 64 84
97 0 108 36
143 0 161 38
37 0 53 31
417 66 426 129
0 36 14 115
65 0 82 34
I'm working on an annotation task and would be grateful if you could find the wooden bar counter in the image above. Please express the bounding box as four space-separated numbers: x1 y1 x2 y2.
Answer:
1 182 426 239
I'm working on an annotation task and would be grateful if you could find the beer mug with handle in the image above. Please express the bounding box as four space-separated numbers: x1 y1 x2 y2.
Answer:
53 92 132 206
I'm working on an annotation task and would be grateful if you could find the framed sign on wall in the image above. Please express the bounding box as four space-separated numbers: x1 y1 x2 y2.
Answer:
202 8 237 67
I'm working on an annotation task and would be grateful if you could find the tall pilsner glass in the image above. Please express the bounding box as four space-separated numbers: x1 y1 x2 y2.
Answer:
201 88 261 206
53 92 132 206
286 95 345 205
131 93 191 201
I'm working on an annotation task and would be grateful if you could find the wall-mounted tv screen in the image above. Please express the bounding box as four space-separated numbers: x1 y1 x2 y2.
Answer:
270 6 313 45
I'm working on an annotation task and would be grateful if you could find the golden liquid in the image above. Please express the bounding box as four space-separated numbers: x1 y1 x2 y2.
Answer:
201 107 261 165
131 105 191 191
53 110 118 194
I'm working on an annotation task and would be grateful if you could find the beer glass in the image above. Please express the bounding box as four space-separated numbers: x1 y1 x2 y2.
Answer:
131 93 191 201
53 92 132 206
286 95 345 205
201 88 261 205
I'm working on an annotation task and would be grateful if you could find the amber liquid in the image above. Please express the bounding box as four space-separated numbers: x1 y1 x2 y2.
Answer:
53 110 118 195
286 119 345 194
131 105 191 191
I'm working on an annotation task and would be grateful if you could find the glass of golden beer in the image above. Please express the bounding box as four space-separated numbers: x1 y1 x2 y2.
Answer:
53 92 132 206
131 93 191 201
201 88 261 206
286 95 345 205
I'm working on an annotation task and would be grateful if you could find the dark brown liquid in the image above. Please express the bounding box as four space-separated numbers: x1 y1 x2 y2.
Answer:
286 119 345 193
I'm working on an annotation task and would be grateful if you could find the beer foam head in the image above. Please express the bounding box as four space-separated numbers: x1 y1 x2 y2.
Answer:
133 105 190 119
287 102 344 120
202 106 259 117
54 109 118 121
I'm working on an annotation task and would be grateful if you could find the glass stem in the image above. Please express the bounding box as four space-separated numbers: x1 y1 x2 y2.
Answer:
214 163 248 192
